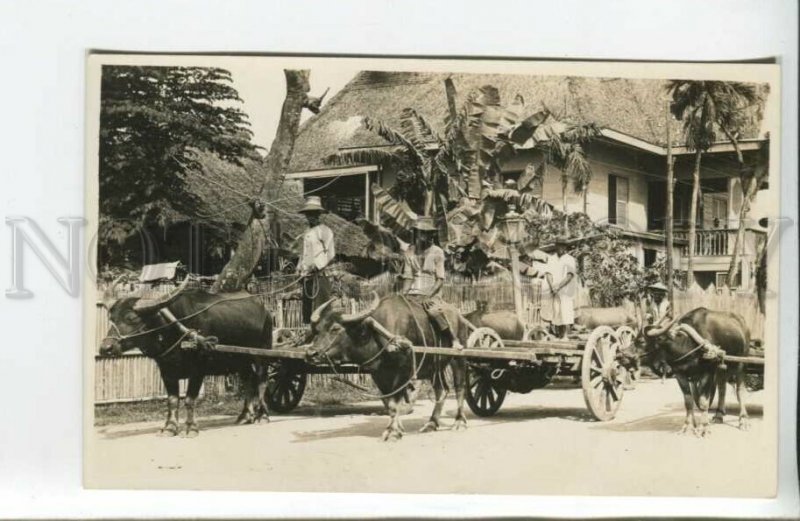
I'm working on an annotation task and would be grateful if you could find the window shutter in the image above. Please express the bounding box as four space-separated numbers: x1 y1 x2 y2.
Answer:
608 175 617 224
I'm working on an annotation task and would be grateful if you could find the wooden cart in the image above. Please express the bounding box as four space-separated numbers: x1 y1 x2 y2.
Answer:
207 323 638 422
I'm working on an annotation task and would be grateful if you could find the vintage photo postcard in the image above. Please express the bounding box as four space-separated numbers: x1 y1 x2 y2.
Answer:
84 54 781 497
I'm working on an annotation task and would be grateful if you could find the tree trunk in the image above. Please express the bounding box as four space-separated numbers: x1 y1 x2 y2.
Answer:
727 167 767 287
686 149 702 288
665 102 675 304
726 140 768 288
211 70 315 293
561 176 568 213
582 187 588 214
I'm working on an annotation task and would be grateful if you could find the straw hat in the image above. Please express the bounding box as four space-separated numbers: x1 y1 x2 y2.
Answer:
298 196 327 214
648 282 668 292
412 216 438 232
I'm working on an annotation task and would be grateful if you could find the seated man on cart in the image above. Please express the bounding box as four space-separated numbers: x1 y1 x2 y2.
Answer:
399 216 464 350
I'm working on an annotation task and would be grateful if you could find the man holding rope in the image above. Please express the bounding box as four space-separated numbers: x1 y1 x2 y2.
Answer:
298 196 335 324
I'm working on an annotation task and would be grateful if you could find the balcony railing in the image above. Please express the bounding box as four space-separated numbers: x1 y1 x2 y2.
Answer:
673 228 738 257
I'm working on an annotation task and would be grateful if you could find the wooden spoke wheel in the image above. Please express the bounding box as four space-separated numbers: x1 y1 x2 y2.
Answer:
467 327 504 350
465 365 507 417
266 362 307 413
581 326 625 421
523 326 555 342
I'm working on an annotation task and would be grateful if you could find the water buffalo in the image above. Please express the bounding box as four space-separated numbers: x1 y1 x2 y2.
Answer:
634 307 751 436
99 278 273 437
305 293 468 441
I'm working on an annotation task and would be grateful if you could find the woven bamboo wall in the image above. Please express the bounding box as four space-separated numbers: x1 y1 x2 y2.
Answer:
94 355 229 404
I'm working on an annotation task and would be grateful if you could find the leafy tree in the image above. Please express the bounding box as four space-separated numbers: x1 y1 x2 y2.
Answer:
99 66 259 262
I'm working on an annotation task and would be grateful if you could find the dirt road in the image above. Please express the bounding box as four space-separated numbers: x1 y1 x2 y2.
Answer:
86 380 774 497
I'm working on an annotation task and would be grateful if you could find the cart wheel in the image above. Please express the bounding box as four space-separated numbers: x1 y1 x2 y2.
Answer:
581 326 625 421
524 326 554 341
615 326 636 349
467 327 504 350
465 365 507 417
267 362 307 413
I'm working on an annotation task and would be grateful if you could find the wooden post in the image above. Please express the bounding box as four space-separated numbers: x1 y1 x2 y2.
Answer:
276 299 284 329
509 245 524 324
665 101 675 306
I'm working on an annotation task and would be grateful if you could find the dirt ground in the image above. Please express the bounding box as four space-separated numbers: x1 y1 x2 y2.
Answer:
86 379 774 497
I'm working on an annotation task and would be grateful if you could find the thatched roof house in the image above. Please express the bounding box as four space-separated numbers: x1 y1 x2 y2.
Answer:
284 71 769 290
139 149 370 275
289 71 766 172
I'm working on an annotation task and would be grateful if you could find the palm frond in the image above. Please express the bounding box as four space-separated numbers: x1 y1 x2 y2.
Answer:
362 117 426 167
399 108 442 149
565 144 592 193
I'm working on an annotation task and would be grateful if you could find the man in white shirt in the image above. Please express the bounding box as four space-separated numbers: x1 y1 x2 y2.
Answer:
297 196 335 323
546 236 577 339
400 216 462 349
645 282 672 327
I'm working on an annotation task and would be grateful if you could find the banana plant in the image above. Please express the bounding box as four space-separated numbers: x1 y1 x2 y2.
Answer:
326 80 599 274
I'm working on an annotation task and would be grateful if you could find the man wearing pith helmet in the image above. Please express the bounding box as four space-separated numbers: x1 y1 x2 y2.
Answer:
400 216 463 350
297 196 335 324
645 281 672 328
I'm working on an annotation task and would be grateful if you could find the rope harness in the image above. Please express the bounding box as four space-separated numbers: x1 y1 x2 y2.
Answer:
314 294 454 402
645 323 727 368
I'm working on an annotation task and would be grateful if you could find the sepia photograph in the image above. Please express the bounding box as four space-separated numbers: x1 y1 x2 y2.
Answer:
84 55 781 496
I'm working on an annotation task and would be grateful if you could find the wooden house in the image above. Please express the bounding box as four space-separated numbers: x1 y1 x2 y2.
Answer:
285 71 770 289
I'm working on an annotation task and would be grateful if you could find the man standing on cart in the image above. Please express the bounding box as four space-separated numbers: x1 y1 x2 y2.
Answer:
546 236 577 340
298 196 335 324
399 216 463 350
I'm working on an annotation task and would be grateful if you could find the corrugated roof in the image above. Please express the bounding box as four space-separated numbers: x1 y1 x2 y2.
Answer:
289 71 764 172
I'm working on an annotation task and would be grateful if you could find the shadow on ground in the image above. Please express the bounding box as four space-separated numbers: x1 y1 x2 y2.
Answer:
591 403 763 433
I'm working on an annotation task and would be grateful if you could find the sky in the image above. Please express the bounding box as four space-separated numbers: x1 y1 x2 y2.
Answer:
225 63 356 152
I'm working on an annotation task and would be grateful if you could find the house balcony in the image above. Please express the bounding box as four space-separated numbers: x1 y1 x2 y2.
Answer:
650 228 765 285
674 228 739 258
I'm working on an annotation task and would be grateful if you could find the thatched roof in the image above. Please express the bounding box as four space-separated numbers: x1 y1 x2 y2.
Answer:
179 149 369 257
289 71 765 172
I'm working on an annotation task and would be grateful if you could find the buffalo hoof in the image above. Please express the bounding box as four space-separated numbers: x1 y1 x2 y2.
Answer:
182 423 200 438
452 418 468 431
235 412 255 425
739 417 751 431
676 423 692 436
381 429 403 442
158 422 179 437
695 425 711 438
254 414 271 424
711 413 725 424
419 421 439 433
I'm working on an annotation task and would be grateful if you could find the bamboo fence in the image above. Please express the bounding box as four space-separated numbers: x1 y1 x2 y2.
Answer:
94 273 764 403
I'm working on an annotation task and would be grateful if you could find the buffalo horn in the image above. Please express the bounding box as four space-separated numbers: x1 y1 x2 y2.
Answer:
310 298 337 324
133 276 191 313
340 292 380 324
644 316 680 337
673 323 708 345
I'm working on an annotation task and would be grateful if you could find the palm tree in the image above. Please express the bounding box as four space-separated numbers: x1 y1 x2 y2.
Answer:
668 80 764 288
667 81 718 288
